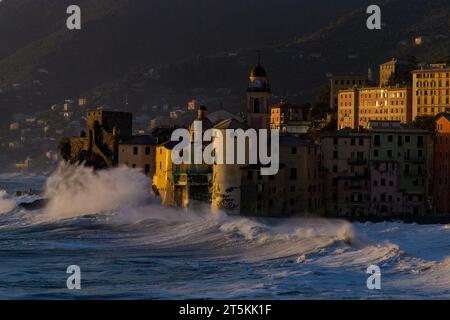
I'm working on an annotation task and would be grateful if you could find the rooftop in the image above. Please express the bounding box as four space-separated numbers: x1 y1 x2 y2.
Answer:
321 127 370 138
436 112 450 122
412 63 450 72
121 135 157 145
279 134 315 146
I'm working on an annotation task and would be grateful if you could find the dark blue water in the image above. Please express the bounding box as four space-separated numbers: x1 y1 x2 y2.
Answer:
1 169 450 299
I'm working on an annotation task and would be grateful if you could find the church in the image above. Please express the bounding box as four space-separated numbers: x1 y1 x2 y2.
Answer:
152 59 323 217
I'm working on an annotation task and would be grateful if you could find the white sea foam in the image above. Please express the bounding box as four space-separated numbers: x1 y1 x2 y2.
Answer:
1 165 450 298
42 162 151 219
0 190 16 214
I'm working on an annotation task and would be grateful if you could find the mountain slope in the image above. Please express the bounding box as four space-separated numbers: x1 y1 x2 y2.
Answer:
0 0 366 119
138 0 450 100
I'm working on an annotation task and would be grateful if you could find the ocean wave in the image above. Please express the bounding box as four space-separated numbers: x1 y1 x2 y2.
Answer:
0 190 16 214
1 164 450 298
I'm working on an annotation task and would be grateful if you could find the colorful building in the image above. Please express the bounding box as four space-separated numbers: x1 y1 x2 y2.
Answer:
412 64 450 119
239 135 323 217
118 135 157 178
369 121 432 216
320 128 371 217
153 108 214 208
338 86 412 130
433 113 450 214
337 87 358 130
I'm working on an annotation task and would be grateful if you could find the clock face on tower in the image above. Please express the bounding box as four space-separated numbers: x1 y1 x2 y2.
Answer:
253 79 262 88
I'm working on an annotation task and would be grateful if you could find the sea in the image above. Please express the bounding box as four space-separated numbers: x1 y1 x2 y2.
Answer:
0 163 449 299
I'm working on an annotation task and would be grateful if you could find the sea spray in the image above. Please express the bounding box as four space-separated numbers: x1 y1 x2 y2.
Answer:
42 162 152 219
35 163 362 262
0 190 16 214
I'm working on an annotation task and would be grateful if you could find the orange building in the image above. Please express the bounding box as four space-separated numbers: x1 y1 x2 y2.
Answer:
412 64 450 120
337 88 358 130
358 87 412 128
338 86 412 129
433 113 450 215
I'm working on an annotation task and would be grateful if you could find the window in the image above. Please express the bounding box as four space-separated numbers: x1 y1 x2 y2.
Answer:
417 136 424 147
133 147 138 155
374 135 381 146
405 164 410 174
145 147 151 155
290 168 297 180
247 171 253 181
333 151 338 159
254 98 260 113
292 147 297 154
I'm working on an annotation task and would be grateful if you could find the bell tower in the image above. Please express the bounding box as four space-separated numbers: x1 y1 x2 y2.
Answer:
246 56 272 129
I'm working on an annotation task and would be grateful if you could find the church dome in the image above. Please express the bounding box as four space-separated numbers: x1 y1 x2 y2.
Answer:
250 64 267 78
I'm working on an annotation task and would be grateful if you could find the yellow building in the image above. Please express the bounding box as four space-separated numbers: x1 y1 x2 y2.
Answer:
338 86 412 129
153 107 214 208
412 64 450 120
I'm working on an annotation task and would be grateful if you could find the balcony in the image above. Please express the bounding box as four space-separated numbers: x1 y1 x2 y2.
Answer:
173 165 212 186
174 174 188 186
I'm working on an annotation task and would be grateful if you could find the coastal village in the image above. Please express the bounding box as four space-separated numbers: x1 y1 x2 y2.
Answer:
57 59 450 218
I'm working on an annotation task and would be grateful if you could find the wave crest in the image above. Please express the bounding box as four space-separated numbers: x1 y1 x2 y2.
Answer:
42 163 152 219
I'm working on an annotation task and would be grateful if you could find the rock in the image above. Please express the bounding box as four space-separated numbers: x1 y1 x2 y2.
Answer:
19 199 48 210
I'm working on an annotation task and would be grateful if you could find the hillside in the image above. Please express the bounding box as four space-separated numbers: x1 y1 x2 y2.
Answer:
125 0 450 102
0 0 366 121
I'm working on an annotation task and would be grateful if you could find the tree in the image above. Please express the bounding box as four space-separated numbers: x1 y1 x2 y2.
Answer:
312 84 331 118
388 55 418 86
413 115 437 134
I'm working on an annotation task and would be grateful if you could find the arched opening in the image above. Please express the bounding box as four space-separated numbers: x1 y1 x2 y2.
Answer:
254 98 260 113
